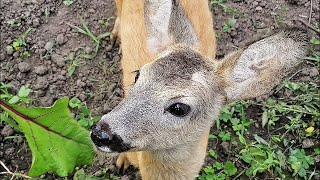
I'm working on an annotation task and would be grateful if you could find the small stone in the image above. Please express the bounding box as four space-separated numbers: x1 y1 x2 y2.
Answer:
121 175 129 180
84 46 92 54
302 139 314 148
13 136 23 144
32 18 40 27
309 67 319 77
44 41 54 51
60 70 67 76
18 62 31 73
1 125 15 136
13 52 19 57
103 103 112 113
38 40 46 48
0 53 5 61
6 46 14 55
34 77 49 90
106 45 112 51
113 55 120 62
34 65 48 75
220 142 230 152
51 54 65 67
35 90 46 97
79 94 87 101
39 96 53 107
56 34 65 45
256 6 263 11
5 147 15 155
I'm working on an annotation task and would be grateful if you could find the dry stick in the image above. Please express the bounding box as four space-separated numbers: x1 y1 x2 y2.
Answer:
0 160 31 179
299 19 320 35
309 0 313 24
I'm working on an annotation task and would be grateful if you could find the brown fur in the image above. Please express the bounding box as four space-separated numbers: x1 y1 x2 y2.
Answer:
112 0 216 179
94 1 309 179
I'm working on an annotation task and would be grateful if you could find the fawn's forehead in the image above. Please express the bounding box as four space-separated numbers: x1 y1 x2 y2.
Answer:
149 48 212 82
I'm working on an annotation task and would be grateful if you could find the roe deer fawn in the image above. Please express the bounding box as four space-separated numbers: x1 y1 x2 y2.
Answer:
90 0 308 179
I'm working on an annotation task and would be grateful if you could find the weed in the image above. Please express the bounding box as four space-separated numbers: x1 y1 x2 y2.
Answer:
0 83 31 131
210 0 239 15
289 149 314 178
63 0 74 7
7 28 32 57
44 7 50 23
218 131 231 141
222 17 237 33
6 19 21 27
67 17 111 53
198 160 237 180
68 97 100 129
66 50 93 76
310 36 320 45
0 83 32 105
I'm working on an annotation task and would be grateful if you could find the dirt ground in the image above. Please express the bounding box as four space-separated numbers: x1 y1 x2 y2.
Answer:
0 0 319 179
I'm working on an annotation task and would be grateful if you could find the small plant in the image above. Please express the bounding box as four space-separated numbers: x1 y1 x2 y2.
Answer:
69 97 100 129
222 17 237 33
7 28 32 57
238 133 280 177
66 50 93 76
0 83 31 131
63 0 74 7
0 83 32 105
218 131 231 141
198 160 237 180
310 36 320 45
67 17 111 53
210 0 239 14
289 149 314 178
6 19 21 27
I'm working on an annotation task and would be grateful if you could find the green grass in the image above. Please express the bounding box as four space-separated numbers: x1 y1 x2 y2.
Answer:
67 17 111 53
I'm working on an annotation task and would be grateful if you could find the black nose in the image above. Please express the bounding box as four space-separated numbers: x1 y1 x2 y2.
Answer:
90 124 113 147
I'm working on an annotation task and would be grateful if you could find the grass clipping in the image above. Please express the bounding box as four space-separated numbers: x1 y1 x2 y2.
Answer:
0 97 95 177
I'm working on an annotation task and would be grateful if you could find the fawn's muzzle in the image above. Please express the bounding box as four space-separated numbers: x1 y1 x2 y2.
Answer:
90 123 131 153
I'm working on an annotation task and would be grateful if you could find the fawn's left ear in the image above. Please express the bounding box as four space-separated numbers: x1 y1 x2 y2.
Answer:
217 28 309 102
144 0 198 54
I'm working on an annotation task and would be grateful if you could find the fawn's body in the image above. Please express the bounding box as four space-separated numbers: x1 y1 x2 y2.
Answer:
90 0 308 179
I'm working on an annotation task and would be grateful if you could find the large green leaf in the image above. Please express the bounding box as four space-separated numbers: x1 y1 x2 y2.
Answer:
0 97 95 177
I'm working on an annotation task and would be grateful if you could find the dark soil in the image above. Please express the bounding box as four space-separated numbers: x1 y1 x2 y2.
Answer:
1 0 319 179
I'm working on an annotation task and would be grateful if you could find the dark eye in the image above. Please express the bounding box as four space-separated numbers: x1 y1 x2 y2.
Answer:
166 103 191 117
134 70 140 83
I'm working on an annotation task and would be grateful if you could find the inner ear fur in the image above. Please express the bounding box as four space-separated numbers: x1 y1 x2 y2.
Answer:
216 28 309 102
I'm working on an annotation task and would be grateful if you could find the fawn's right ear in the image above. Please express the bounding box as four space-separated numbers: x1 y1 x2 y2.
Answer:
217 28 309 102
144 0 198 54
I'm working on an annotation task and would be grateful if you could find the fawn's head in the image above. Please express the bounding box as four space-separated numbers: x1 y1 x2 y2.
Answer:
91 0 308 153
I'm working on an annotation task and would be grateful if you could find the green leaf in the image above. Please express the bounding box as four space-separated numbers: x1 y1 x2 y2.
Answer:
213 162 222 170
224 161 237 176
73 168 99 180
219 131 231 141
0 98 95 177
237 132 246 145
208 149 218 159
253 134 269 146
9 96 20 104
18 85 31 98
310 36 320 45
69 97 81 109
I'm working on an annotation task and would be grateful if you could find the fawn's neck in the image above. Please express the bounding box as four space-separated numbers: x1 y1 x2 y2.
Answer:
139 129 210 180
